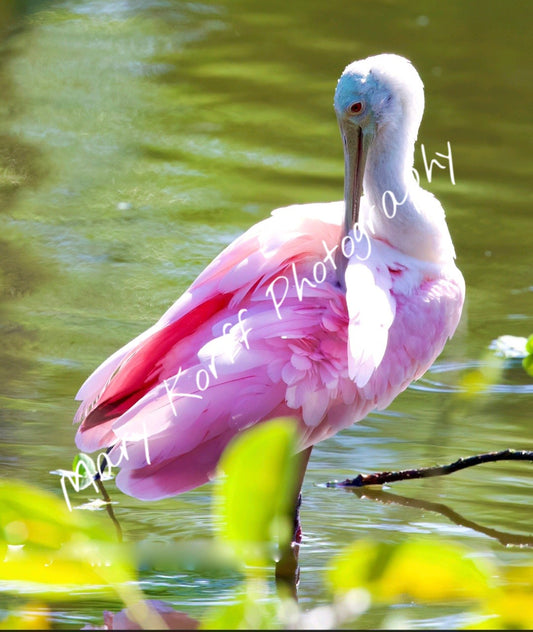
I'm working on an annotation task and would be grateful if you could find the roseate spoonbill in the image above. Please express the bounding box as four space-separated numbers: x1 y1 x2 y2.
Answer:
74 54 464 507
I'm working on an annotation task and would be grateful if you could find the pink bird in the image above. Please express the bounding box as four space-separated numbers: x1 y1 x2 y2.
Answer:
74 54 464 505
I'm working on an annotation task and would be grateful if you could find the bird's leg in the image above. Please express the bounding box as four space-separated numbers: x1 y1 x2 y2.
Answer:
275 445 313 597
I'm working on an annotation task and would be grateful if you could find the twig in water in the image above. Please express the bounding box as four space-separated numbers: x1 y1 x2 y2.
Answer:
94 477 123 542
327 449 533 488
94 448 123 542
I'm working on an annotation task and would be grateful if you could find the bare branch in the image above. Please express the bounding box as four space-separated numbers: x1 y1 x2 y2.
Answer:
327 449 533 488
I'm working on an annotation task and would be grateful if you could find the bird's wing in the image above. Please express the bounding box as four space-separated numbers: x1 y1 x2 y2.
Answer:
73 202 344 448
99 251 402 501
75 201 457 502
75 201 345 410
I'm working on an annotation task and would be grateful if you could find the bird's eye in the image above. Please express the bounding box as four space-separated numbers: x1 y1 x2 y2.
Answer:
349 101 364 114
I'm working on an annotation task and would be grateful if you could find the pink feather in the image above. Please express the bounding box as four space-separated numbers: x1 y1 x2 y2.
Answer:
74 55 465 501
74 202 464 500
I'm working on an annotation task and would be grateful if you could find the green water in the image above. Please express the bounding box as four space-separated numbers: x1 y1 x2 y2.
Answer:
1 0 531 628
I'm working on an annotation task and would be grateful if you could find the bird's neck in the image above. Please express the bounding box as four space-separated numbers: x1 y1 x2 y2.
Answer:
361 126 455 264
364 126 415 205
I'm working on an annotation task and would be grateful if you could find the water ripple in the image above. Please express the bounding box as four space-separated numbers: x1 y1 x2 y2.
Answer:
410 361 533 395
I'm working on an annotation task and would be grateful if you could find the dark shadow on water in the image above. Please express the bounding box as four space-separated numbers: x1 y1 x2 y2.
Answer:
345 486 533 548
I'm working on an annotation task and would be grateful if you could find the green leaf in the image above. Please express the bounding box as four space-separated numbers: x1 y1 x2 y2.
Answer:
0 479 108 549
200 583 280 630
327 539 492 603
212 418 300 569
0 479 136 598
523 351 533 377
71 453 98 491
521 332 533 376
0 604 50 630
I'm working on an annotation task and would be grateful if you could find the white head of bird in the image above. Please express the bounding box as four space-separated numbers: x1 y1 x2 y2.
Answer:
334 54 455 268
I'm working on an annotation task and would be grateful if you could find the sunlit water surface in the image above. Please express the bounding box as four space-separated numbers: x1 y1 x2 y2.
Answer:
0 0 531 628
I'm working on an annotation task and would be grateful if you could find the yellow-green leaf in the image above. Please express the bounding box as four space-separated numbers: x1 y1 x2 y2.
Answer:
0 479 135 598
522 353 533 377
212 418 300 568
0 480 110 550
71 453 99 491
200 583 279 630
328 539 492 603
0 603 50 630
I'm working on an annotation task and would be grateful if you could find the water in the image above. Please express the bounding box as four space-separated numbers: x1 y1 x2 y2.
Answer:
1 0 531 628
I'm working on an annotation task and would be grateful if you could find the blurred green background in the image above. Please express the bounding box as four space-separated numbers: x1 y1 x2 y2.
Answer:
0 0 531 628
